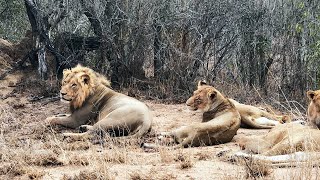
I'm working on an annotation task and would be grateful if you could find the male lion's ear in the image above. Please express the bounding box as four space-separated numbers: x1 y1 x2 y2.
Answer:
198 80 207 88
63 69 71 77
307 90 315 100
76 64 83 68
80 74 91 85
207 90 217 100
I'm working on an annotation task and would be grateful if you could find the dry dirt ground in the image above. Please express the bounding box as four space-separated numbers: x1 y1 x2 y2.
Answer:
1 71 320 180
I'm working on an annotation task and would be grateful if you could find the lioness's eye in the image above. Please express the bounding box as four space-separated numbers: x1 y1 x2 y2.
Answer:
72 83 77 87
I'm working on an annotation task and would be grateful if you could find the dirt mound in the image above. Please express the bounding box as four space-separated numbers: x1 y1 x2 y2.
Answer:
0 31 34 72
0 38 14 72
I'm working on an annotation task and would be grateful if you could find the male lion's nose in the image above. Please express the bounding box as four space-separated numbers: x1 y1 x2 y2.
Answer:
61 92 67 96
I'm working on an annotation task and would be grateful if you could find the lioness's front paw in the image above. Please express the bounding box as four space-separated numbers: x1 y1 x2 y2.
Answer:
79 125 93 133
62 132 73 137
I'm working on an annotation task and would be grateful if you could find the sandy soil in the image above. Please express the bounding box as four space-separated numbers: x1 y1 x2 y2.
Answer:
0 72 319 180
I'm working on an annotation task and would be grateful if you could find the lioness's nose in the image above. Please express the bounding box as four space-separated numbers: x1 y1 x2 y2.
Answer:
61 92 67 96
186 99 191 106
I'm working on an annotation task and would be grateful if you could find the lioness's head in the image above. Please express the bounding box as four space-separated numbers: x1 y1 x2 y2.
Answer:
307 90 320 105
60 65 97 109
186 80 225 112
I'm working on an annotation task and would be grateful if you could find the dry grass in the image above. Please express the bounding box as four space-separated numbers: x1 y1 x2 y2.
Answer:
129 169 177 180
0 162 26 176
174 152 193 169
62 168 114 180
242 158 272 178
0 84 319 179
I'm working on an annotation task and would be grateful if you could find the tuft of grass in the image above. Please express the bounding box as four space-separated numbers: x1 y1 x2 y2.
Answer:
62 168 114 180
179 160 193 169
243 157 271 178
196 151 212 161
174 152 193 169
0 162 26 176
129 171 148 180
67 155 90 166
28 150 63 166
129 170 177 180
26 168 45 179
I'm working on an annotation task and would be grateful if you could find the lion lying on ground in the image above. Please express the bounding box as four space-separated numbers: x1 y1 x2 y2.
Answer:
229 99 291 129
144 81 241 148
217 90 320 166
45 65 152 140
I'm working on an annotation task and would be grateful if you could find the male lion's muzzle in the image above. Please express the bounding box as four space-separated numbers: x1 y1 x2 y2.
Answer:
60 92 72 101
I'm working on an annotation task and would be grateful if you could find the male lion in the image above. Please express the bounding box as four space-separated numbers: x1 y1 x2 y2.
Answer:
228 99 291 129
45 65 152 140
307 90 320 128
144 80 241 148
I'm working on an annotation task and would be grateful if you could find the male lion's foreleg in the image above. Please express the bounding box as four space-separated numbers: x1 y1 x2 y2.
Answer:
45 115 81 129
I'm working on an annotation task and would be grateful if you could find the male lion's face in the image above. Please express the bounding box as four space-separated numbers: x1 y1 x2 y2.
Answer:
60 67 93 108
60 74 81 102
186 81 219 112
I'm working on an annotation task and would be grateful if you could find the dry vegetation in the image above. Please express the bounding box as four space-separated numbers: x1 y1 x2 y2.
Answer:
0 38 319 179
1 71 320 180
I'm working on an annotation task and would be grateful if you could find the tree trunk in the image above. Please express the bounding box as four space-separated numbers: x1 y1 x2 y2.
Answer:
24 0 66 79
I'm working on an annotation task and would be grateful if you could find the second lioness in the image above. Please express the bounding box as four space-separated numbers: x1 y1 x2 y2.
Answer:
157 81 241 148
229 99 290 129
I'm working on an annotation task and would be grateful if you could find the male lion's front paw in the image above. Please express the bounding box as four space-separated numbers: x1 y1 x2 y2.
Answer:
45 116 58 126
55 114 70 117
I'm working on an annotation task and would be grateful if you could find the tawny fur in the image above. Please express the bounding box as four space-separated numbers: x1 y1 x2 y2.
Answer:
45 65 152 140
237 123 320 156
156 80 241 148
228 99 291 129
307 90 320 129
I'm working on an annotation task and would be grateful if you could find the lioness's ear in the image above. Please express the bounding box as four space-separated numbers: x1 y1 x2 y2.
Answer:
307 90 315 100
207 90 217 100
198 80 207 88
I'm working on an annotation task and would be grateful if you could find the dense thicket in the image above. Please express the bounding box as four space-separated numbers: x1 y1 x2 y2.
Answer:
1 0 320 104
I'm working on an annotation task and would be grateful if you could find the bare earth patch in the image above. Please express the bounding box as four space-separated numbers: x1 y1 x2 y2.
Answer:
1 73 320 180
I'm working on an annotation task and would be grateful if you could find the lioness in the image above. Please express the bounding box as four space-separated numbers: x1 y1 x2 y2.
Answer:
45 65 152 140
229 99 291 129
237 122 318 156
217 91 318 166
144 81 241 148
307 90 320 128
